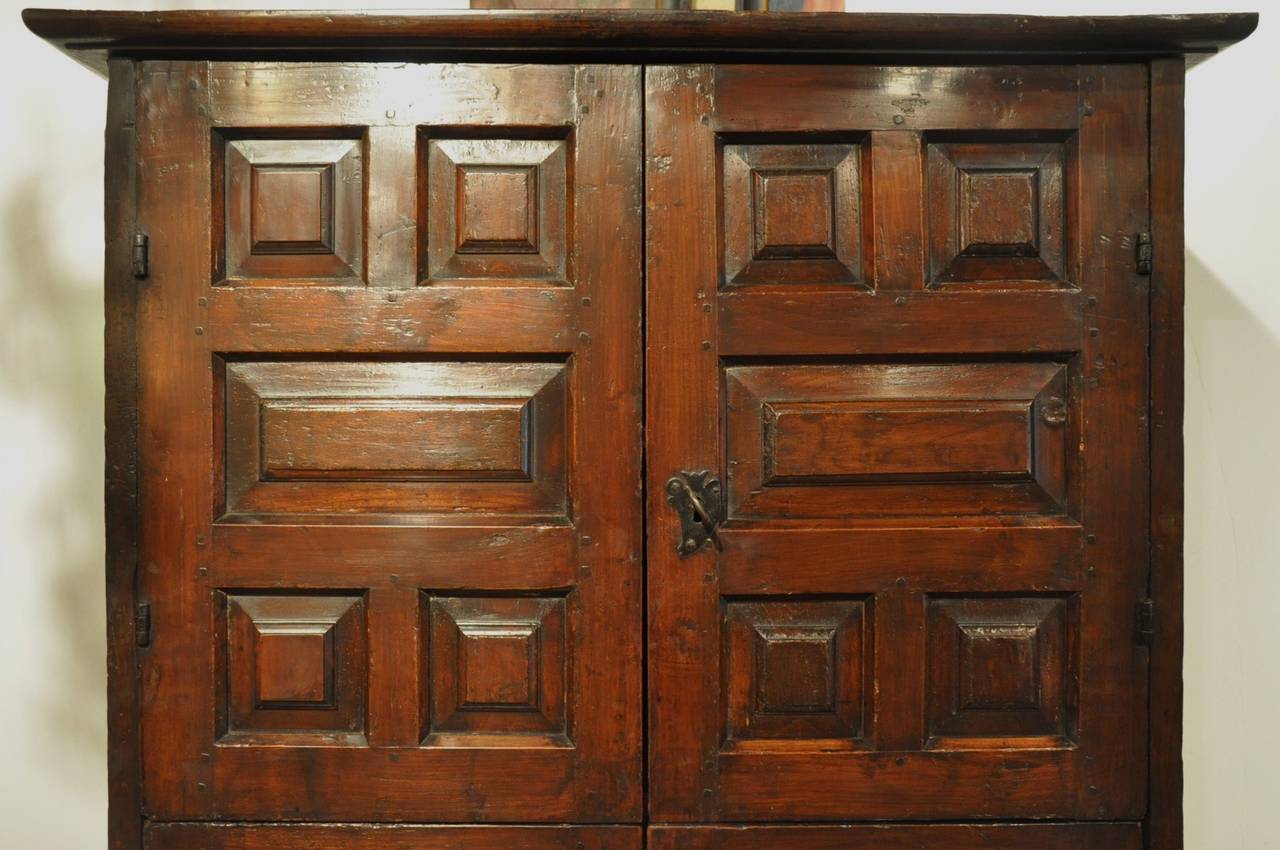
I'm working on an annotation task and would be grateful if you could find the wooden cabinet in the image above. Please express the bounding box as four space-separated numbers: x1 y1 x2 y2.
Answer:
24 8 1256 850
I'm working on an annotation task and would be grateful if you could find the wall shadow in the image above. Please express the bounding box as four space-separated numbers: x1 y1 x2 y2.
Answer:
0 174 107 776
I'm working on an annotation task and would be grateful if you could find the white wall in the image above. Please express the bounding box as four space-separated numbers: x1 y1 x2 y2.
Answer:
1 2 1274 848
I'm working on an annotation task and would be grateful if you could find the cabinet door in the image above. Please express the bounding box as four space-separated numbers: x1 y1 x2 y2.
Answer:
646 64 1150 823
135 62 643 824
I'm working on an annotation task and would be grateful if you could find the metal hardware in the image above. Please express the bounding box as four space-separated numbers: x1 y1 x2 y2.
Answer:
135 601 152 647
1040 396 1068 426
132 232 149 278
1137 598 1155 646
1136 231 1153 275
664 470 724 557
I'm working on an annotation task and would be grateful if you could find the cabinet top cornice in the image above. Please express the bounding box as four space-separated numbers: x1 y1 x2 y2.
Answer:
24 8 1257 77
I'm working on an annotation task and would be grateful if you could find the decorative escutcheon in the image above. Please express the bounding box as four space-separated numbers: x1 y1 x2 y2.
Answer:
664 470 724 557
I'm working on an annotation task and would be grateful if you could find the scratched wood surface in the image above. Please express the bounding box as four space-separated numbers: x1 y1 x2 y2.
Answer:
646 62 1152 823
24 9 1256 849
133 61 644 824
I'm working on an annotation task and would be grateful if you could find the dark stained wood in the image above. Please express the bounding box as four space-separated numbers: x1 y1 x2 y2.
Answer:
221 137 363 282
134 59 215 819
23 9 1257 75
722 141 865 288
219 593 368 744
222 360 567 516
426 595 568 741
648 824 1142 850
1075 63 1152 821
29 9 1243 847
718 289 1084 355
645 63 721 822
724 362 1069 518
646 61 1150 823
868 132 923 290
425 137 569 284
1148 55 1188 850
927 138 1069 286
102 56 141 850
133 59 643 825
723 599 869 748
147 824 642 850
719 521 1082 596
925 595 1077 747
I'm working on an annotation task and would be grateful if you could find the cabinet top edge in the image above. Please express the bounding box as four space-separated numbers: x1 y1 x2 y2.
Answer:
24 8 1258 77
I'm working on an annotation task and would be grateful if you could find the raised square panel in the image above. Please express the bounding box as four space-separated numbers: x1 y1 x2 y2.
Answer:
723 142 864 287
221 360 566 518
458 166 539 254
723 598 869 747
222 137 363 282
254 625 332 705
251 167 331 252
725 361 1071 519
425 137 568 284
926 595 1078 748
424 595 567 741
927 139 1069 286
218 593 367 744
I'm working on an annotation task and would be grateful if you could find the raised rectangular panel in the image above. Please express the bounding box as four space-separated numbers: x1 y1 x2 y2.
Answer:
222 360 566 518
722 142 864 287
218 593 367 744
926 595 1079 748
424 137 568 284
258 399 530 482
723 598 869 748
763 400 1031 483
221 136 363 282
725 362 1070 519
423 595 568 743
926 138 1071 287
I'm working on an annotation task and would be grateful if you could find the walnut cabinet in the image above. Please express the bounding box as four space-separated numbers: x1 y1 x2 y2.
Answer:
24 9 1257 850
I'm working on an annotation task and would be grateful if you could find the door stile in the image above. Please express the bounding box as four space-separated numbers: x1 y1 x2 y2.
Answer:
645 64 723 822
136 59 218 818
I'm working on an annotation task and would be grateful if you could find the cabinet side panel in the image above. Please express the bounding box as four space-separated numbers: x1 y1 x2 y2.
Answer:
1148 56 1187 850
104 57 141 850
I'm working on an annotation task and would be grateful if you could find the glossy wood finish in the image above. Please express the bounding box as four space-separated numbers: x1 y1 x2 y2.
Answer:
23 9 1258 74
646 62 1150 822
28 9 1252 850
133 61 642 824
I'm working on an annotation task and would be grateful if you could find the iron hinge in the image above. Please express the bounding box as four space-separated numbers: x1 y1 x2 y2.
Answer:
1137 598 1156 646
132 232 149 278
1136 231 1153 276
135 601 152 647
664 470 725 557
